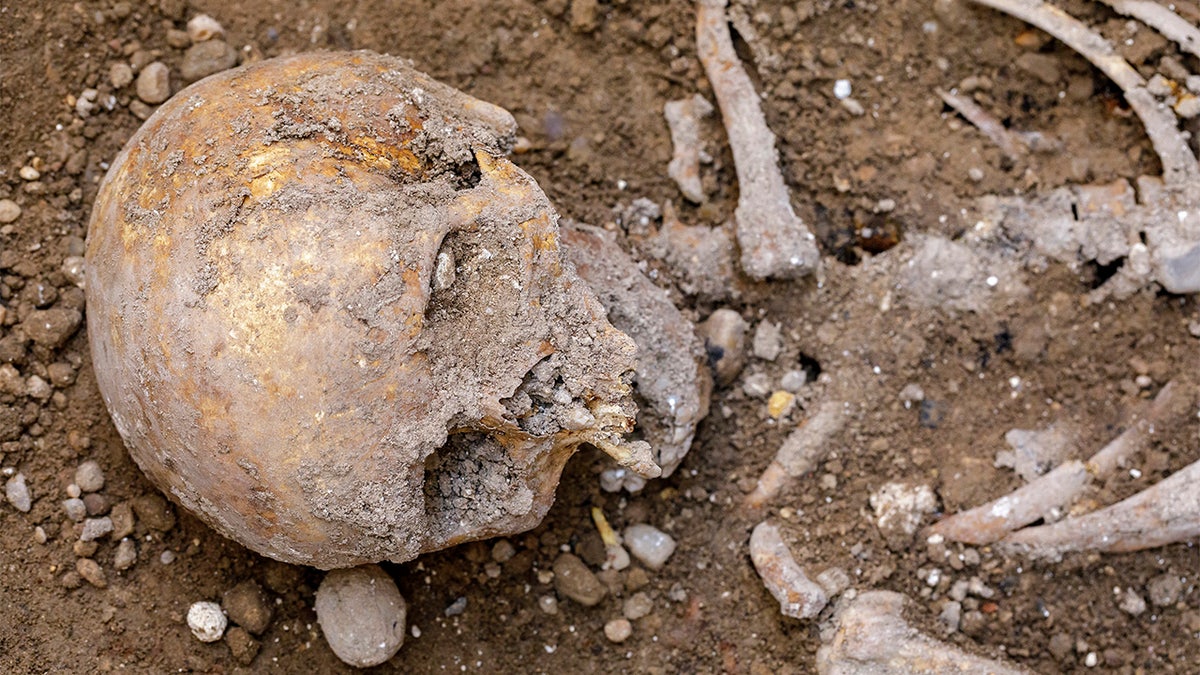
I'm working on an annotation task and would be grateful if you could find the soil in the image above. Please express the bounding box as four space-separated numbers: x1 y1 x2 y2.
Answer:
2 1 1199 674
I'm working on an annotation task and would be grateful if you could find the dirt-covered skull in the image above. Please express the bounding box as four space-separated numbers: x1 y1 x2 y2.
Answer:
86 51 658 569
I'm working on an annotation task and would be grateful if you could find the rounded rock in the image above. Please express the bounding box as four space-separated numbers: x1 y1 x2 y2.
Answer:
136 62 171 104
624 523 677 570
75 460 105 493
186 14 226 43
604 618 633 643
222 579 273 635
698 309 748 386
188 600 228 642
180 40 239 81
552 553 607 607
0 199 21 224
316 565 406 667
5 472 32 512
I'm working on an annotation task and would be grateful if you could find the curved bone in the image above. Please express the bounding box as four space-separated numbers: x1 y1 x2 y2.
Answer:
1097 0 1200 59
930 381 1187 545
970 0 1199 184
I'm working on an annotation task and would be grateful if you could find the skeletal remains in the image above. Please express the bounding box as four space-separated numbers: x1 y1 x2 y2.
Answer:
83 0 1200 669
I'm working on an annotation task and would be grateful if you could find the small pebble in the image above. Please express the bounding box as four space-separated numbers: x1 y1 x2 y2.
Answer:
833 79 852 100
79 516 114 542
315 565 406 668
187 14 225 42
967 167 985 182
136 62 171 104
132 493 176 531
26 375 52 400
1118 588 1147 616
77 557 107 588
538 594 559 615
767 390 796 419
1147 574 1183 607
19 166 40 181
160 550 176 565
780 369 807 392
604 618 633 643
698 309 748 386
74 539 99 558
444 596 468 617
33 526 47 544
0 199 21 224
552 553 607 606
66 484 82 499
491 539 516 563
113 538 137 570
223 580 273 635
225 626 261 666
180 40 238 81
5 472 32 512
83 493 111 516
815 567 851 597
188 601 228 642
752 321 783 361
623 592 653 620
75 460 105 492
742 372 771 398
109 501 135 539
109 62 134 89
939 600 962 633
63 497 87 522
624 524 676 570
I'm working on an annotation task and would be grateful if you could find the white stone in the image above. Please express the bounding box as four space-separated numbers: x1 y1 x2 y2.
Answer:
187 601 227 642
624 524 676 570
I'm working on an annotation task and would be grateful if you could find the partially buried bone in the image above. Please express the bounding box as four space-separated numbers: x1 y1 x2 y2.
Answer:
563 223 712 488
695 0 821 279
664 95 714 204
749 521 828 620
817 591 1030 675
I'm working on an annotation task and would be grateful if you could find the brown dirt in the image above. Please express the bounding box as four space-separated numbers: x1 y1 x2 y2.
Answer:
2 1 1199 673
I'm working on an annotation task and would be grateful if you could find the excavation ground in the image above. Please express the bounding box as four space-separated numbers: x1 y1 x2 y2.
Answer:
3 0 1200 673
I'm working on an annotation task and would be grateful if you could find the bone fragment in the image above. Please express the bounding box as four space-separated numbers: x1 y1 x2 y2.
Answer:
746 399 847 508
930 381 1188 545
696 0 821 279
564 223 712 481
647 202 744 301
1002 459 1200 558
664 95 714 204
936 88 1027 162
969 0 1199 184
749 521 828 619
816 591 1030 675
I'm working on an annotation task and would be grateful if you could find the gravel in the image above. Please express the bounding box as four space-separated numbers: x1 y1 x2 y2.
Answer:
623 524 677 570
76 557 107 588
1147 574 1183 607
136 62 171 104
5 472 31 512
222 580 273 635
113 538 137 570
491 539 516 563
604 618 633 643
75 460 105 493
752 320 783 360
698 309 748 386
187 601 228 642
315 565 406 668
62 498 87 522
180 41 238 81
79 517 113 542
0 199 21 224
623 592 653 620
186 14 225 42
552 553 607 606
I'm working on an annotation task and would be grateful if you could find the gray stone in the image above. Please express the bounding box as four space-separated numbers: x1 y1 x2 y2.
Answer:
316 565 406 668
113 538 137 570
75 460 105 492
623 592 653 620
79 517 113 542
752 321 783 360
1147 574 1183 607
62 498 87 522
180 40 238 81
5 472 31 512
